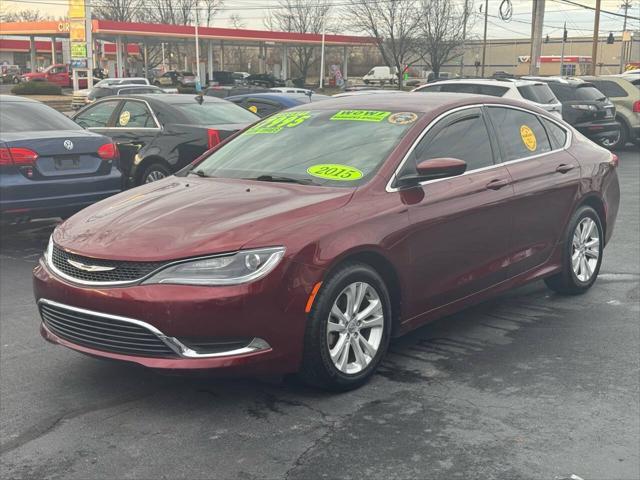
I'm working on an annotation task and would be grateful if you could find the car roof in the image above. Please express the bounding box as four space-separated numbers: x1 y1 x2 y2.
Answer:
286 91 519 113
118 93 227 104
423 78 540 87
523 76 585 86
0 94 37 103
226 92 307 104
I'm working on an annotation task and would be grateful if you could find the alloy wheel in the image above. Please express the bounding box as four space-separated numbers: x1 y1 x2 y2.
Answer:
571 217 600 282
145 170 166 183
326 282 385 375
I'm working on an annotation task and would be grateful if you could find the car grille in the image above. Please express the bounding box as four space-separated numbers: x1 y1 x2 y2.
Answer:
40 301 178 357
51 245 166 284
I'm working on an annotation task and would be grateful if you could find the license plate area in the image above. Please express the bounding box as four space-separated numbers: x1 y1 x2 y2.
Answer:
604 108 614 119
54 156 80 170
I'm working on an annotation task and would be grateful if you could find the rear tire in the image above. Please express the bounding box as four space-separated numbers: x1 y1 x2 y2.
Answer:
139 163 170 185
545 206 604 295
298 263 392 391
602 119 628 150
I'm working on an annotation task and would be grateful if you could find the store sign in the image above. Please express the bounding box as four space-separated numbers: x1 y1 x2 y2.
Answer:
70 20 86 43
71 42 87 59
69 0 85 18
71 59 88 69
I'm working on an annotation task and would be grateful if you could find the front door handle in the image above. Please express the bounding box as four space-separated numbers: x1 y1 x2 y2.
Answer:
556 163 576 174
486 179 509 190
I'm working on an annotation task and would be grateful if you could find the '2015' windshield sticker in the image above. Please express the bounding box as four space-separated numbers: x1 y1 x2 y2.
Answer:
388 112 418 125
247 111 311 134
307 164 363 181
520 125 537 151
330 110 391 122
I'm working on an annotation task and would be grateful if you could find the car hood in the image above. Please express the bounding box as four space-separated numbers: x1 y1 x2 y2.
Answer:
53 176 354 261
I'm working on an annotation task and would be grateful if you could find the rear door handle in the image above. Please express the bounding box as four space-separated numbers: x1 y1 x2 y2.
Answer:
556 164 576 174
486 179 509 191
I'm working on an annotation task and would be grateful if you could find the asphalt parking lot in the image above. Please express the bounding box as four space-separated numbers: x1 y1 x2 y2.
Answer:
1 149 638 480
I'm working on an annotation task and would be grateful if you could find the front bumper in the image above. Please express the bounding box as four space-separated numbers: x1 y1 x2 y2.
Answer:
33 256 321 375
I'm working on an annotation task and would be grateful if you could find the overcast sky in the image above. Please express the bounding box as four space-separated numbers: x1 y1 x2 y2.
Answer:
2 0 639 39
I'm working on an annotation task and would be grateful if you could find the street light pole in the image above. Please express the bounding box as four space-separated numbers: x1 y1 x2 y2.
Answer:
560 22 567 76
459 0 469 77
619 0 631 73
481 0 489 77
195 3 201 91
591 0 601 75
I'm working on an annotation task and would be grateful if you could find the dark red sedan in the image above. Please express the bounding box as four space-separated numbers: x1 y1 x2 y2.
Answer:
33 93 620 390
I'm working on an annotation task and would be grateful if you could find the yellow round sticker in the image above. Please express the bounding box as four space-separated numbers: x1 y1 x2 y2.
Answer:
248 105 258 114
307 164 363 181
388 112 418 125
119 110 131 126
520 125 537 151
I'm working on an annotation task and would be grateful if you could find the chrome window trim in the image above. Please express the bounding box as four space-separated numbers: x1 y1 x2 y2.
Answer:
38 298 271 359
79 97 162 130
385 103 572 193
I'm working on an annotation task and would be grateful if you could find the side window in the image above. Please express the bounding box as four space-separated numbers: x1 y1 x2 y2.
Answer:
74 101 119 128
540 118 568 150
247 100 281 118
590 80 627 98
487 107 552 161
405 108 495 174
116 101 155 128
440 83 479 94
415 85 441 92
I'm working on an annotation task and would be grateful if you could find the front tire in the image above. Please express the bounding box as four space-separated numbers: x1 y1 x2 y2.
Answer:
545 206 604 295
299 263 392 391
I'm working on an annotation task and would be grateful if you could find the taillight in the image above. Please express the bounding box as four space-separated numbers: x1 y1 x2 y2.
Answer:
0 147 38 166
207 129 221 149
610 153 619 168
97 143 118 161
633 100 640 113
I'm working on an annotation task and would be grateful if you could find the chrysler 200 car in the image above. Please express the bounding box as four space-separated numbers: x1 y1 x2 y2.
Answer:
33 93 620 390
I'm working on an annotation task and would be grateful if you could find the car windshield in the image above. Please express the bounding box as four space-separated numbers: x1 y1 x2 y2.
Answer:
549 83 606 102
175 102 259 125
191 109 420 187
0 102 83 132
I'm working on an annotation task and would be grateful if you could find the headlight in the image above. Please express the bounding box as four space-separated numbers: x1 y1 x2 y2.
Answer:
143 247 285 286
43 235 53 263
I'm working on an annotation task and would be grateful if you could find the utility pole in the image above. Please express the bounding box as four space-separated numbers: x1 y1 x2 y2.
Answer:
319 13 326 89
619 0 631 73
459 0 469 77
560 22 567 76
195 1 201 91
480 0 489 77
529 0 546 75
591 0 601 75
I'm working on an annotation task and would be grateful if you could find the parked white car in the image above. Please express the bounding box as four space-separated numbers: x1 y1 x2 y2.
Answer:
413 78 563 119
71 77 150 109
363 66 398 85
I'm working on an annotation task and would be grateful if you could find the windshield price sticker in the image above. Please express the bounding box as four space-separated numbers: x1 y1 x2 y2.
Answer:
307 164 363 181
119 111 131 126
520 125 537 151
331 110 391 122
388 112 418 125
247 111 311 134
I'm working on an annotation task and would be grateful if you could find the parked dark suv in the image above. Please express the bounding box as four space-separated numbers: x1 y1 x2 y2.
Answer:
525 77 619 149
246 73 285 88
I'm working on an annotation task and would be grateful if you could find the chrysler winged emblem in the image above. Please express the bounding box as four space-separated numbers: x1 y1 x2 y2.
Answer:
67 259 116 272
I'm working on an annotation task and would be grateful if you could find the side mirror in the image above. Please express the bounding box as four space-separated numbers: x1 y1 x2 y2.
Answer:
396 157 467 188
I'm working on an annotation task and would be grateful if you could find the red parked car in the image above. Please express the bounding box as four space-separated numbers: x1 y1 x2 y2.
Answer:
20 64 90 88
33 93 620 390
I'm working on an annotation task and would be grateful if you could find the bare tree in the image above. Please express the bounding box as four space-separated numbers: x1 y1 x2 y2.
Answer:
93 0 142 22
417 0 471 77
265 0 332 82
344 0 421 88
1 8 54 22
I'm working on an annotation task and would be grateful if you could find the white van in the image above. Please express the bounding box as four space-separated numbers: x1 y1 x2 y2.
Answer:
363 66 398 85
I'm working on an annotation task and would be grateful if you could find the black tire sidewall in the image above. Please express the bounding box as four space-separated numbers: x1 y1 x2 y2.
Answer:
304 263 392 390
140 163 170 185
566 206 604 290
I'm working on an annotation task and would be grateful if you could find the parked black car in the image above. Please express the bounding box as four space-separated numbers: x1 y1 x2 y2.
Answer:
154 71 197 87
226 92 330 117
208 70 235 86
72 94 259 186
0 95 121 224
204 85 270 99
246 73 285 88
525 77 619 149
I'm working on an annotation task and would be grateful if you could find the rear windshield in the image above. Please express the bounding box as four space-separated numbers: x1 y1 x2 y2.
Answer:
0 102 82 132
174 102 259 125
191 109 421 187
589 80 628 98
517 84 557 104
548 83 606 101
